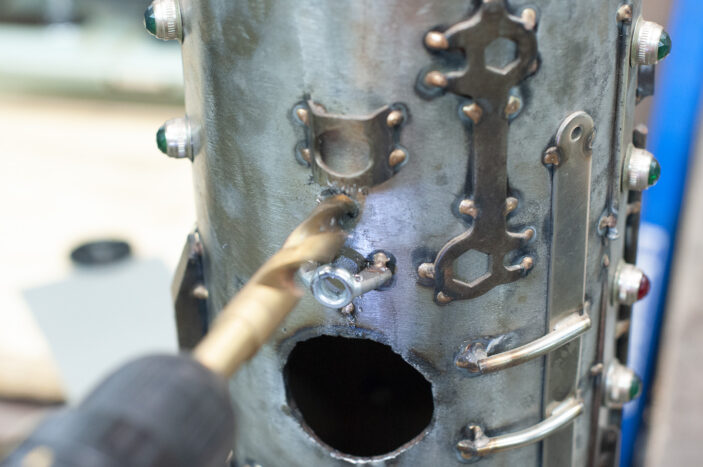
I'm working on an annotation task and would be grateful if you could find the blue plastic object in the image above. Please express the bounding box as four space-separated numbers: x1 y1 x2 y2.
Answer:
621 1 703 465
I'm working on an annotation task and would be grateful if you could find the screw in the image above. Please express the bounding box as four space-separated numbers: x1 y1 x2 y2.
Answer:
425 31 449 50
389 148 407 167
156 117 193 160
505 96 522 117
459 199 478 218
144 0 182 41
425 71 448 88
462 103 483 124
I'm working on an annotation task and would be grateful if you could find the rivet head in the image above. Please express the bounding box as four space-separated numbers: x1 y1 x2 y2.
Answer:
295 107 309 125
520 256 534 271
425 71 448 88
616 4 633 23
418 263 435 280
504 96 522 117
389 148 407 167
462 103 483 124
459 199 478 218
521 8 537 30
505 197 518 214
543 147 560 166
386 110 404 128
425 31 449 50
436 292 453 304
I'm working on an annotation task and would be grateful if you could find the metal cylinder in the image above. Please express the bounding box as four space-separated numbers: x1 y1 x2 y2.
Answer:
166 0 664 464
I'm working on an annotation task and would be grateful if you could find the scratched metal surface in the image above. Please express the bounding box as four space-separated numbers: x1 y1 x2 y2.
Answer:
179 0 635 465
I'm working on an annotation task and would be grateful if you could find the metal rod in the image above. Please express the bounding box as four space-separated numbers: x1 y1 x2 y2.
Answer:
457 310 591 374
193 195 356 377
457 397 584 460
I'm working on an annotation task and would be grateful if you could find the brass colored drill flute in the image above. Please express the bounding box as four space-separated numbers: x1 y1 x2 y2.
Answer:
193 195 356 377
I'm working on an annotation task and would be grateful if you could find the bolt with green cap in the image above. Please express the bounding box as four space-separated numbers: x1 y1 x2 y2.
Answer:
144 0 183 42
623 144 661 192
604 360 642 408
157 117 194 160
631 18 672 66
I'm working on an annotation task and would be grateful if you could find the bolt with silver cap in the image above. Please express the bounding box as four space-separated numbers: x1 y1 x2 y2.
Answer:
301 252 393 309
612 261 650 305
623 144 661 191
156 117 195 160
604 360 642 408
144 0 183 42
631 18 672 66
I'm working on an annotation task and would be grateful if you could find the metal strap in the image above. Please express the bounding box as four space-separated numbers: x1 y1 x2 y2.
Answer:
456 397 584 461
456 308 591 375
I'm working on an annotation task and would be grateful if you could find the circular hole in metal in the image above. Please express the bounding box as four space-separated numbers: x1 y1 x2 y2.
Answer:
70 240 131 266
571 125 583 141
284 336 433 458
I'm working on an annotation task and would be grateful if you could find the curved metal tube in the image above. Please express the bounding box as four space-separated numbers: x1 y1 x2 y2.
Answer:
193 195 357 377
457 397 584 460
456 310 591 374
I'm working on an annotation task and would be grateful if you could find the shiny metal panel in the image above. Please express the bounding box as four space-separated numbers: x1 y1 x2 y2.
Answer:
177 0 637 465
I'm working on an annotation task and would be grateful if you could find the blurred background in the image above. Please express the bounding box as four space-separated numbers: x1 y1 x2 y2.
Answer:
0 0 700 466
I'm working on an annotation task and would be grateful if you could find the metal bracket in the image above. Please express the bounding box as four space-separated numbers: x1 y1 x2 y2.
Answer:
293 100 408 189
172 229 209 350
456 307 591 375
417 0 538 304
456 397 584 461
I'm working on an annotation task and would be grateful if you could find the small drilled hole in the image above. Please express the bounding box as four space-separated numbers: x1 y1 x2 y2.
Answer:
571 126 583 141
